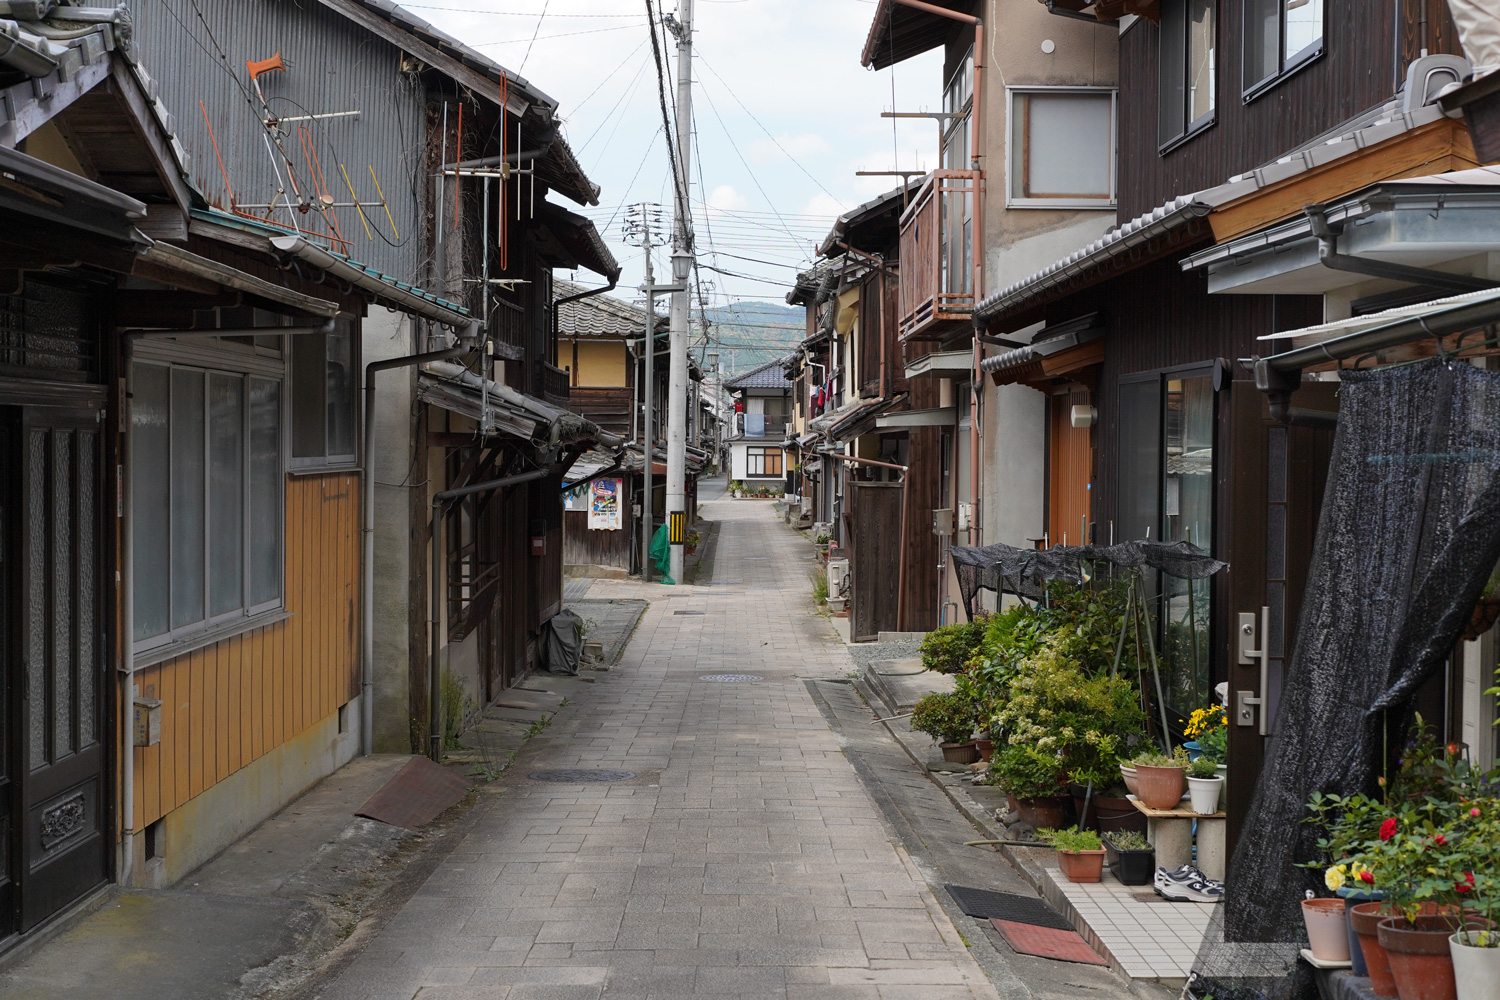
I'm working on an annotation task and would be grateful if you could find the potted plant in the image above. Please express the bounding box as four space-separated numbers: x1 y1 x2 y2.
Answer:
1303 894 1354 964
1119 760 1140 796
988 743 1069 829
684 528 700 556
1186 704 1229 810
917 616 990 675
1131 747 1188 810
1044 826 1106 883
1103 829 1155 886
1186 755 1224 815
910 691 978 764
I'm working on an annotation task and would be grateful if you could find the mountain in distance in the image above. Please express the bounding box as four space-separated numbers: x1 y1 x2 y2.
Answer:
698 301 805 377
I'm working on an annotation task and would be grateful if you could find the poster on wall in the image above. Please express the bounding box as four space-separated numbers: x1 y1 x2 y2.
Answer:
588 478 623 530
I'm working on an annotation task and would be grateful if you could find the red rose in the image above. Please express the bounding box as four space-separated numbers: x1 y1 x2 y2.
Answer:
1456 883 1474 894
1466 872 1475 884
1473 808 1482 818
1434 834 1448 846
1380 818 1399 841
1360 871 1376 886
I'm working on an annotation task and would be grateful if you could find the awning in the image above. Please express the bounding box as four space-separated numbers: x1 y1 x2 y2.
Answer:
536 201 620 280
269 233 473 330
876 407 956 429
418 360 622 452
981 317 1104 386
829 395 905 441
0 143 147 245
860 0 976 69
903 350 973 379
140 243 340 318
1181 168 1500 295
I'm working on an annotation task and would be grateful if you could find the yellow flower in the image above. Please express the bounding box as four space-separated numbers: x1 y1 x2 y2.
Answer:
1325 866 1345 891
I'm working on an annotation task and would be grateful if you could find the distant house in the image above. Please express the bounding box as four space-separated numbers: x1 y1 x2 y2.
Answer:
556 281 707 576
724 358 793 490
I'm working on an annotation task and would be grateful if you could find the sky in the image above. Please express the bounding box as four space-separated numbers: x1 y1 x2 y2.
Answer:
403 0 943 321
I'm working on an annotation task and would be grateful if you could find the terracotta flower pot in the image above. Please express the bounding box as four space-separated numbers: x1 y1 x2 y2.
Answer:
1014 795 1070 831
1119 764 1140 796
1352 902 1401 997
1378 912 1465 1000
974 738 994 762
1339 888 1386 977
1057 848 1105 883
1302 898 1352 963
940 741 980 764
1134 764 1186 810
1067 783 1146 835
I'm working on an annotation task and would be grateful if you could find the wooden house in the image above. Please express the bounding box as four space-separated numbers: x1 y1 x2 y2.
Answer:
975 0 1500 852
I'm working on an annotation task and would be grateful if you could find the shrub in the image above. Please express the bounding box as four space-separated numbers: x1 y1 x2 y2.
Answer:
919 616 989 675
910 691 976 744
1042 826 1103 852
1187 755 1221 779
989 743 1066 799
1107 830 1150 851
1131 746 1187 769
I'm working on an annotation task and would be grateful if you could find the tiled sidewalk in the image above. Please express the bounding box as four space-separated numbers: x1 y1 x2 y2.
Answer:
315 495 1002 1000
1041 869 1215 982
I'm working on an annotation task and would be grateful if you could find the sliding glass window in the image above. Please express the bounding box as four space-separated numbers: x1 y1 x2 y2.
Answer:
1244 0 1324 98
1159 0 1217 149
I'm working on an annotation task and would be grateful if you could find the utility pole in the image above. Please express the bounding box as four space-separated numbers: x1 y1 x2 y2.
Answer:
624 203 666 581
664 0 694 584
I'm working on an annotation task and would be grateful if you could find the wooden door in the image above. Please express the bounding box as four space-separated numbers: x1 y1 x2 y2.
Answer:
3 404 108 933
1219 381 1337 857
1048 387 1093 546
847 481 902 642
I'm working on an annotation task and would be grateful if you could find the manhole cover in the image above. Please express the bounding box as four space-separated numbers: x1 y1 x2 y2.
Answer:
699 674 762 683
528 769 637 783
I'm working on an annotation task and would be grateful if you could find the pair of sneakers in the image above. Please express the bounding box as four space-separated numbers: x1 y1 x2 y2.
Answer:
1153 864 1224 903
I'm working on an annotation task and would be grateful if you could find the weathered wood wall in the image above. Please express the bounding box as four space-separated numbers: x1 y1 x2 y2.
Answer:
129 472 359 830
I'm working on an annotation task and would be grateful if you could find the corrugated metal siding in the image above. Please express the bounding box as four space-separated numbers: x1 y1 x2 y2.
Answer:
131 0 426 281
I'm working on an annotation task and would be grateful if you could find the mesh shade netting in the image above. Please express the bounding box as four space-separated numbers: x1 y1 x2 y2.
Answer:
1190 359 1500 1000
950 539 1227 614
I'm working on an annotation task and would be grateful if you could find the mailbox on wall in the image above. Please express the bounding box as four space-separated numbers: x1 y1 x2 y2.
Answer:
530 518 547 557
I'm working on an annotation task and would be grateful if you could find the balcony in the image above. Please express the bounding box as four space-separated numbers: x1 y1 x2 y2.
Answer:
898 169 980 341
738 413 789 439
540 362 570 407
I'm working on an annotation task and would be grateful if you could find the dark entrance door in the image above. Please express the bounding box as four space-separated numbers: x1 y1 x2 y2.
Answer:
1219 381 1338 858
847 481 902 642
1 401 108 936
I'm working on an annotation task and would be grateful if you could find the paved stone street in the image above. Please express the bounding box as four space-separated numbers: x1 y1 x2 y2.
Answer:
313 492 1122 1000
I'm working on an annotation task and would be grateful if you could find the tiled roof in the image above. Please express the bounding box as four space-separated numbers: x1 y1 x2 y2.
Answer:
555 279 664 337
724 355 793 391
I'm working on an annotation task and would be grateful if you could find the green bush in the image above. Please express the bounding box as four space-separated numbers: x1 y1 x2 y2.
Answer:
989 743 1067 799
1187 755 1221 779
1042 826 1102 852
919 616 990 675
909 690 976 744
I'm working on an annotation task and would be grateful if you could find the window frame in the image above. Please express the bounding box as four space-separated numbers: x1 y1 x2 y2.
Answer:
746 446 784 478
1241 0 1326 104
129 346 286 657
1005 86 1119 211
288 317 359 472
1158 0 1219 154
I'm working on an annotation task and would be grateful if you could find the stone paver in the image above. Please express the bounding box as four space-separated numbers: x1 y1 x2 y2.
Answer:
316 495 1000 1000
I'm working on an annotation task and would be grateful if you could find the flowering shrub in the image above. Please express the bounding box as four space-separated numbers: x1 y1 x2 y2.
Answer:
1185 704 1228 763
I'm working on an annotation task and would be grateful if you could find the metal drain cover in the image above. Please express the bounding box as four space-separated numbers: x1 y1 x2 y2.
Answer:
699 673 762 683
673 610 705 616
528 769 637 783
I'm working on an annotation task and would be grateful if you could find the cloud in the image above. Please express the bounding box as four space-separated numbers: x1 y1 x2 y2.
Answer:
707 185 751 212
801 193 848 219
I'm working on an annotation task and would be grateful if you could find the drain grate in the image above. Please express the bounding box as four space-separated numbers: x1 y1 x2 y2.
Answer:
699 673 762 683
528 769 637 783
673 610 705 616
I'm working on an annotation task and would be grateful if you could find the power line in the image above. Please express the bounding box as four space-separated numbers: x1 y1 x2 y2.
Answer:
518 0 550 72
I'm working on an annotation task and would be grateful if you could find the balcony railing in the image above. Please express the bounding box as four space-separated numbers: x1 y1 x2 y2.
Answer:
739 413 789 439
540 362 570 406
898 169 980 341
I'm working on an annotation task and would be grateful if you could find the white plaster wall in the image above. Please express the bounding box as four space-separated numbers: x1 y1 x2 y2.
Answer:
982 382 1047 548
988 214 1117 293
729 443 748 481
365 308 415 753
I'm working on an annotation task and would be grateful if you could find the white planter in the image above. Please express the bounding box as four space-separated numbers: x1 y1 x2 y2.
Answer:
1187 775 1223 815
1451 930 1500 1000
1216 763 1228 810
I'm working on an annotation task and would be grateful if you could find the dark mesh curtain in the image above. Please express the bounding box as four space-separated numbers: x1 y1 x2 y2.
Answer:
950 539 1225 611
1194 359 1500 999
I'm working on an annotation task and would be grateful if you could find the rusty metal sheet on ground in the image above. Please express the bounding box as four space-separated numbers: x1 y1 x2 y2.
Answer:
355 757 473 830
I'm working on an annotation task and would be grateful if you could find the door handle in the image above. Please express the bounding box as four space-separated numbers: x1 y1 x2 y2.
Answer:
1235 606 1270 736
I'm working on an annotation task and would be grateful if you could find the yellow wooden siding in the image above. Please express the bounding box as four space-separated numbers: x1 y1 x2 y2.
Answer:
574 340 627 387
131 473 360 831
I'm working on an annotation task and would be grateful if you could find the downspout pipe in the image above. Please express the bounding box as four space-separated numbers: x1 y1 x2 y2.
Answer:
1305 203 1497 295
552 273 621 339
429 465 552 762
120 334 140 888
361 322 478 757
826 452 911 628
